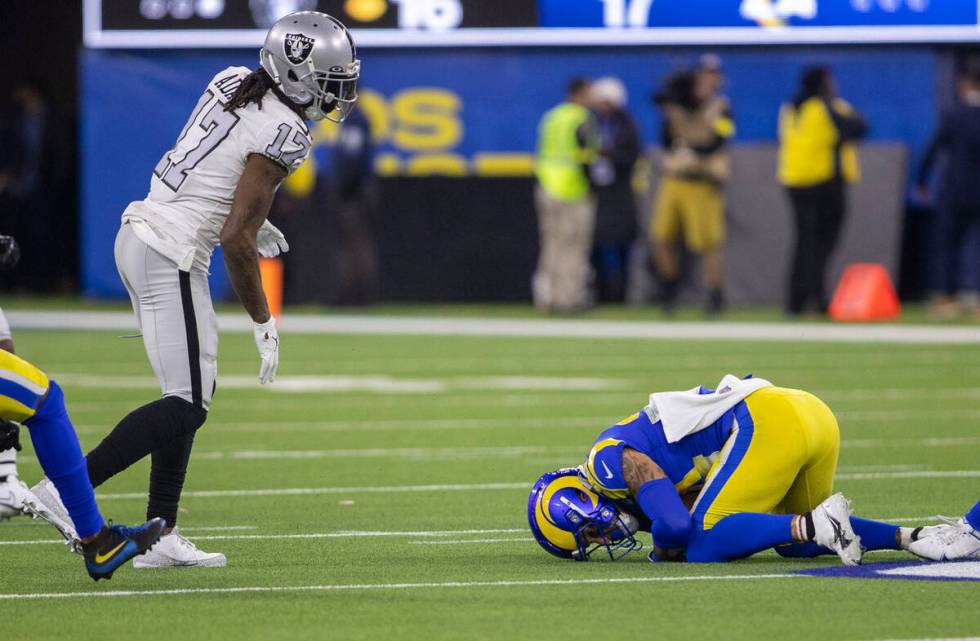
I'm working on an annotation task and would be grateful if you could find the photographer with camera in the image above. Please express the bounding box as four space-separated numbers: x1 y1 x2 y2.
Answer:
649 56 733 315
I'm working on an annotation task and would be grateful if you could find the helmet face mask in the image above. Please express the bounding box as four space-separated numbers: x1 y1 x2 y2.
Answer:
302 62 359 122
528 468 642 562
260 11 360 122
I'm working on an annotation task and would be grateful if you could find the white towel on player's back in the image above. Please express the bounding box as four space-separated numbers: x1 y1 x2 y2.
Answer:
645 374 773 443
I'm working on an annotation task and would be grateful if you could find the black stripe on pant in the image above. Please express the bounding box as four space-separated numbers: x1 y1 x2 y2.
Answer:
178 270 203 408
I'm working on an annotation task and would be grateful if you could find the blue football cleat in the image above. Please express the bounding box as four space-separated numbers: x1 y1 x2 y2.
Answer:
83 517 166 581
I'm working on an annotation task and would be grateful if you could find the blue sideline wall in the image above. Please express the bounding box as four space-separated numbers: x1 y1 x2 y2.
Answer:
80 46 938 299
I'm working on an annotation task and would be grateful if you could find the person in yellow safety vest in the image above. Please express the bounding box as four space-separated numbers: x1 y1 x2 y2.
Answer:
778 66 867 316
533 77 598 313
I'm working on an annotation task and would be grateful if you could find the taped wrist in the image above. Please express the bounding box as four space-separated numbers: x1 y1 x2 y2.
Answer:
636 478 692 549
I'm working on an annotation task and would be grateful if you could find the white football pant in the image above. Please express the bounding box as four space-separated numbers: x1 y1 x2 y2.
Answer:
114 223 218 410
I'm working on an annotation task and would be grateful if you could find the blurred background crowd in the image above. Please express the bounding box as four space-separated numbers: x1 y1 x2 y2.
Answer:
1 2 979 320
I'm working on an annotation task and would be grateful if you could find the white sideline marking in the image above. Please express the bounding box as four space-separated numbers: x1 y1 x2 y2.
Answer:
0 573 797 600
90 470 980 501
409 538 535 545
9 310 980 343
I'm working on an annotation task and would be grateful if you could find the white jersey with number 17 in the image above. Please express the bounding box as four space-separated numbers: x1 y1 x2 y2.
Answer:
122 66 312 272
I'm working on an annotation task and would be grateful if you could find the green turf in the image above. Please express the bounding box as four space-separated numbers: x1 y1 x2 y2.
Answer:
2 326 979 640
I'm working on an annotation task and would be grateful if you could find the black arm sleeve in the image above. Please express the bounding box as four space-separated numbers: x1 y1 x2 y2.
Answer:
690 135 726 156
825 99 868 142
690 106 733 155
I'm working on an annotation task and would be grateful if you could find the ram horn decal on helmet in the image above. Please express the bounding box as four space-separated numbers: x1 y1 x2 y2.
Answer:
259 11 360 123
527 467 642 561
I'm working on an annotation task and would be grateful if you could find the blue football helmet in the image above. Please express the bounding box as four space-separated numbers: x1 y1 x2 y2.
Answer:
528 467 642 561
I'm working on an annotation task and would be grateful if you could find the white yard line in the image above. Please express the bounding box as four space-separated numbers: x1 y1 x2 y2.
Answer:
96 483 532 500
173 526 258 532
87 470 980 501
8 310 980 344
14 435 977 468
53 374 626 395
0 573 798 601
75 416 610 436
835 470 980 480
0 528 528 547
187 446 580 461
867 638 980 641
408 538 534 545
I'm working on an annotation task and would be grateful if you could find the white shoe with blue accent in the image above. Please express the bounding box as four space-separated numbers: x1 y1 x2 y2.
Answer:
26 477 81 552
812 493 863 566
907 516 980 561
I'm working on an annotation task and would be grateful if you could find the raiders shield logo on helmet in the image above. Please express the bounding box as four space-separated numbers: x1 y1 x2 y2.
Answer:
283 33 315 64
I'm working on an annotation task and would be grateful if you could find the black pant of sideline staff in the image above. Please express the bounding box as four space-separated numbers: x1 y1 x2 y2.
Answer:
786 179 846 315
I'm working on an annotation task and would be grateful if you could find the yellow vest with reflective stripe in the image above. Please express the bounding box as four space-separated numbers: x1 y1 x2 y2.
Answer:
535 102 595 201
778 98 860 187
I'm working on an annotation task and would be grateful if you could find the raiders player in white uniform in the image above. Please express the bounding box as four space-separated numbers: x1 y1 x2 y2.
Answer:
29 11 359 567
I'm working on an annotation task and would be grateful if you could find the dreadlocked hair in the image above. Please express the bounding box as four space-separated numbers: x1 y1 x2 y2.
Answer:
224 68 276 113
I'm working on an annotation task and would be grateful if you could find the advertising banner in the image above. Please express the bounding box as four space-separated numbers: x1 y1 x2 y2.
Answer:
81 47 936 298
85 0 980 47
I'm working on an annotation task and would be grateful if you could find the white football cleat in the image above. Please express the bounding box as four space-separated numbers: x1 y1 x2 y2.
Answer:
907 516 980 562
0 475 30 520
26 478 80 552
133 527 227 568
812 493 863 566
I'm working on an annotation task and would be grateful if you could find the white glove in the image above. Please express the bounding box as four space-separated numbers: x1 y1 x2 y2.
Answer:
256 221 289 258
253 317 279 384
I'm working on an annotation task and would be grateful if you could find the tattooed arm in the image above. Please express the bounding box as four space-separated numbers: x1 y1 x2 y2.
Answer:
622 447 691 561
622 447 667 494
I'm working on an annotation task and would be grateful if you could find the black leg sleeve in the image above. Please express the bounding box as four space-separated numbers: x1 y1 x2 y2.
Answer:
86 396 207 488
147 432 197 527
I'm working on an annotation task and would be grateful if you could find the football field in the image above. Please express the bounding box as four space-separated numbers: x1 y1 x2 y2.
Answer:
2 315 979 641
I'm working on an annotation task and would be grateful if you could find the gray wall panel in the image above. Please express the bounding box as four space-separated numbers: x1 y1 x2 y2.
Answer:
630 143 908 307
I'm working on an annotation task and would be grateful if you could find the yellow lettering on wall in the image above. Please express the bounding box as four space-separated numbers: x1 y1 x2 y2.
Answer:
405 154 467 176
392 89 462 151
374 153 402 176
357 89 390 143
472 153 534 177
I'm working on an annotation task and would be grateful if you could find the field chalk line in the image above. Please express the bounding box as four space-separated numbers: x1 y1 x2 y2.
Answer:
86 470 979 501
0 573 798 600
2 523 942 547
8 310 980 344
